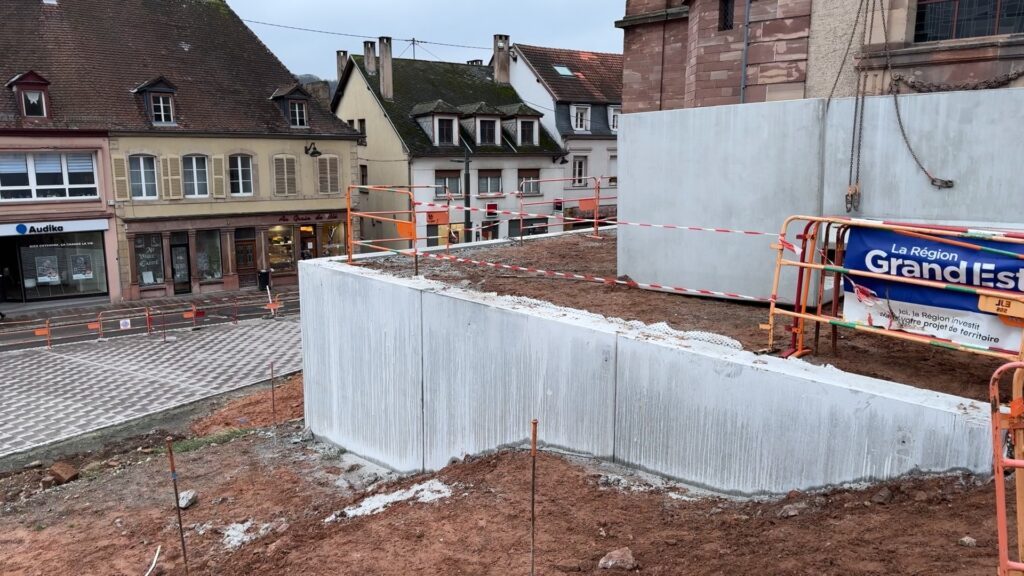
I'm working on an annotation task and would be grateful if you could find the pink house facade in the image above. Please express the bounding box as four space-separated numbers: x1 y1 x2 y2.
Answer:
0 131 121 304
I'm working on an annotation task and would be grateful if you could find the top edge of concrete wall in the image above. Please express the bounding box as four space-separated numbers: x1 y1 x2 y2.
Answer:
301 258 988 421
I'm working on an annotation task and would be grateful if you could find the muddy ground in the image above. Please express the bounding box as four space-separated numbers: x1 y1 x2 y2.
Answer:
364 232 1007 401
0 375 1010 575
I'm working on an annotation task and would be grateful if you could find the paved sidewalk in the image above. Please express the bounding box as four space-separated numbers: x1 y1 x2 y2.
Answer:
0 317 302 458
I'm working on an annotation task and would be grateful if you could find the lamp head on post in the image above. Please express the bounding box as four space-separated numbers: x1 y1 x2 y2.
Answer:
552 155 568 165
304 143 322 158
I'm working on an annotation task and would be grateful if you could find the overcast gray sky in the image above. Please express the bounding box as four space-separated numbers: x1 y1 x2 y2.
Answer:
230 0 624 80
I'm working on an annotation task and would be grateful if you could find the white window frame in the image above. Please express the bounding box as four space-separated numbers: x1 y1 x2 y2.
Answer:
571 105 591 132
608 106 621 132
518 119 538 146
571 155 588 187
129 154 159 199
182 154 209 197
434 171 461 199
0 152 99 202
289 101 308 128
151 94 174 125
477 170 503 196
21 89 46 118
434 115 459 146
476 117 500 146
229 154 254 196
517 169 541 196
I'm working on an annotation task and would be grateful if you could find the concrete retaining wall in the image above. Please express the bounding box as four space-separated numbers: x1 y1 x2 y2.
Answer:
301 259 991 495
618 88 1024 303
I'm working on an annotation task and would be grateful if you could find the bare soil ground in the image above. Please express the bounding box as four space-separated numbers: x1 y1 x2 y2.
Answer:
0 376 1008 575
364 232 1007 401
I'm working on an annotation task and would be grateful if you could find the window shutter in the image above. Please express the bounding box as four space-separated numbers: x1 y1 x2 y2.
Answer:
285 157 296 195
274 156 286 195
160 156 171 199
317 156 329 194
112 156 130 201
211 155 225 198
319 155 339 194
168 156 183 199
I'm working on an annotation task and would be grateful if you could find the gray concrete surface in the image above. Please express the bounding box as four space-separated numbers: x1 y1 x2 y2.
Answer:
300 260 991 495
0 318 302 460
618 88 1024 304
617 98 825 304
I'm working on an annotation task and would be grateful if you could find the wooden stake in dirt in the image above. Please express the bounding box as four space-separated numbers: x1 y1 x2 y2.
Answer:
270 361 277 428
164 437 190 576
530 418 538 576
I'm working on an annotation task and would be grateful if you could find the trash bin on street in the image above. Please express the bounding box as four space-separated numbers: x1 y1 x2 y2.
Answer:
257 269 272 291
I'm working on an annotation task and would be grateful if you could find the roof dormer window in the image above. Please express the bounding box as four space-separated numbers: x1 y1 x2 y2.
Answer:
437 117 456 145
478 118 499 146
151 94 174 124
6 71 51 119
289 100 308 128
132 76 178 126
22 90 46 117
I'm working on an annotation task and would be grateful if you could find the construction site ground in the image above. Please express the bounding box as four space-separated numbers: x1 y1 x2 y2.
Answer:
364 231 1006 401
0 374 1007 575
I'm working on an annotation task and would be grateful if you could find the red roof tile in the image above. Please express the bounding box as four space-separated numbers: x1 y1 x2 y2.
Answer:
0 0 357 138
514 44 623 104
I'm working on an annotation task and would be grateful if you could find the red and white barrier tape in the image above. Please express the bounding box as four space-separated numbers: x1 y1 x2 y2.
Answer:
413 201 779 238
405 250 773 302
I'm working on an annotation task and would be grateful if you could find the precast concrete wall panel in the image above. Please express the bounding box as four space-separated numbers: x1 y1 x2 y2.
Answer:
613 334 992 494
617 99 825 305
822 88 1024 227
300 261 424 472
420 291 617 470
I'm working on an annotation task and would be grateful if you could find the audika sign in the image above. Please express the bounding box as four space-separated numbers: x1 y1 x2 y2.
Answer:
842 227 1024 352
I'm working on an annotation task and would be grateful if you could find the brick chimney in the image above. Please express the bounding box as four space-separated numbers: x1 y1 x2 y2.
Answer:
493 34 510 84
379 36 393 101
364 40 377 75
336 50 349 84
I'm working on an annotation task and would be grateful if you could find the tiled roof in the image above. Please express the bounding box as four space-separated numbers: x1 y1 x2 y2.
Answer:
0 0 358 138
411 100 462 117
456 102 506 116
514 44 623 104
338 56 562 157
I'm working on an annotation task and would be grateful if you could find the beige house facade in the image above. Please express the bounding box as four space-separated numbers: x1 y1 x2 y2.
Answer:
111 134 358 299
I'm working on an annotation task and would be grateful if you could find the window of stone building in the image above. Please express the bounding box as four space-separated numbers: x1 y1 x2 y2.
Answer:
183 155 209 197
129 154 158 199
915 0 1024 42
229 154 254 195
719 0 734 31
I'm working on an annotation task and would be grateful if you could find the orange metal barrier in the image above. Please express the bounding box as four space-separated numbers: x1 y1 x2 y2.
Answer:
0 290 298 350
766 216 1024 362
991 361 1024 576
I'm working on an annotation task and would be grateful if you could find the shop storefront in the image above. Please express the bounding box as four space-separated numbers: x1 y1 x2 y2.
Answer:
0 219 111 303
122 211 345 300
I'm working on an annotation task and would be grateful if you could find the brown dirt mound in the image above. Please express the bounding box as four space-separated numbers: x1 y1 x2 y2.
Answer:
0 428 1007 575
190 374 304 436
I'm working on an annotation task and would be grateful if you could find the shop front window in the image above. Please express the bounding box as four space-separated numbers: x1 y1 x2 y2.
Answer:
14 232 108 300
267 225 295 272
134 234 165 285
319 222 346 257
196 230 223 280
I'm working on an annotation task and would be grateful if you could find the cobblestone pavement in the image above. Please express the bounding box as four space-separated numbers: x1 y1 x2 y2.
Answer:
0 317 302 458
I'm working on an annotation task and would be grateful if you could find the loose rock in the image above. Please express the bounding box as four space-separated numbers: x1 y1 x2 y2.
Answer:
871 487 894 505
24 460 43 469
178 490 198 509
82 462 104 474
553 560 583 572
598 547 637 570
778 502 808 518
959 536 977 548
49 462 79 485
